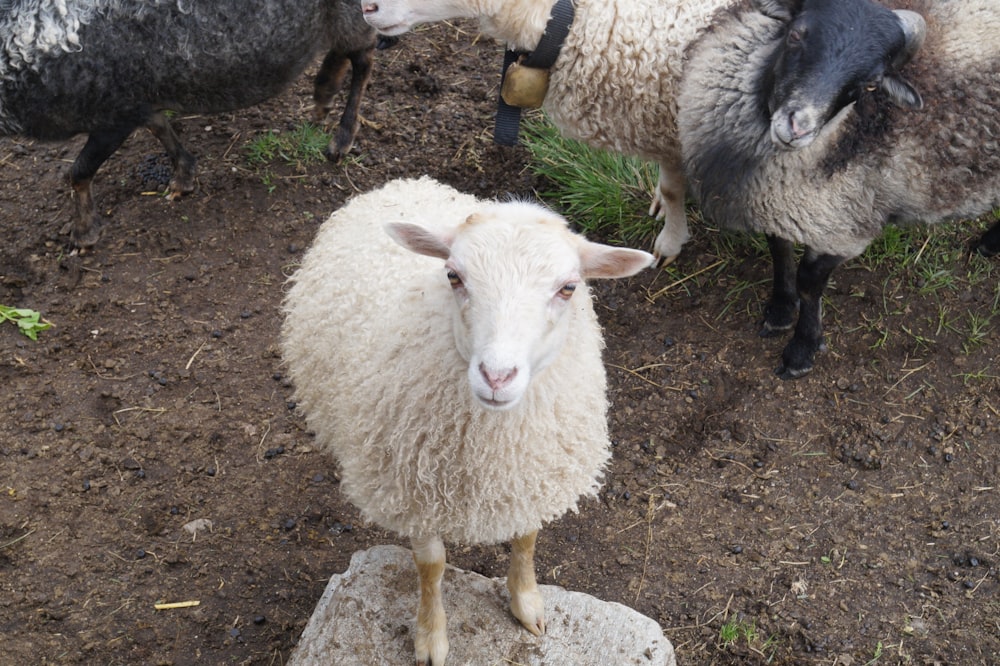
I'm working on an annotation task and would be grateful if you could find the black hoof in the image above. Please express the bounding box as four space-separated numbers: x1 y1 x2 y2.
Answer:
774 362 812 380
70 217 105 248
760 300 799 337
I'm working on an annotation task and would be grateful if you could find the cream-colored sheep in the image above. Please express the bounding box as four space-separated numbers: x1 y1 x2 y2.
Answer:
281 176 652 665
360 0 726 264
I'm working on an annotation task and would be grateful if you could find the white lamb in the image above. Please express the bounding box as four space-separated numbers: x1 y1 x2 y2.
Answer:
360 0 725 264
281 176 652 665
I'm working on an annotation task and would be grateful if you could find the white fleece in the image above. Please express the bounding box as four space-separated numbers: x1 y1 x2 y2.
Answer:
281 176 615 545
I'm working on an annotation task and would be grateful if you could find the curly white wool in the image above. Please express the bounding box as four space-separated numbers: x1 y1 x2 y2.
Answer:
281 176 640 545
1 1 170 74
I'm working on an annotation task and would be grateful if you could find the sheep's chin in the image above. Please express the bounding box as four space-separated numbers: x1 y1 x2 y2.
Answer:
374 23 411 36
473 393 522 411
363 17 413 35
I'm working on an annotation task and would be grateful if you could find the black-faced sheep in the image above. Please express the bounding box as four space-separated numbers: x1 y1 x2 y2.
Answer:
359 0 736 265
1 0 377 246
679 0 1000 378
280 176 652 665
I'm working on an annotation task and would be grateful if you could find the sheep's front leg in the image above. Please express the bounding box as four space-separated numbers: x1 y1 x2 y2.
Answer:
776 248 846 380
507 531 545 636
760 234 800 336
649 161 690 265
412 536 448 666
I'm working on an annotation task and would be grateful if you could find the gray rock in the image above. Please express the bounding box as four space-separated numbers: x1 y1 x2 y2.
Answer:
289 544 676 666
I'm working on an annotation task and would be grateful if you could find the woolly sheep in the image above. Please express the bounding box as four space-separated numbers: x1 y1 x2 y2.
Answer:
359 0 736 265
1 0 376 246
679 0 1000 378
280 176 652 665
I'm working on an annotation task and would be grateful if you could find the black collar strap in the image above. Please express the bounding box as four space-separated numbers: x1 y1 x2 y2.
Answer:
494 0 575 146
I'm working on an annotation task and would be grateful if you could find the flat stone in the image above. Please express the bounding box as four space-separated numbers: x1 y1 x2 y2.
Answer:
289 544 676 665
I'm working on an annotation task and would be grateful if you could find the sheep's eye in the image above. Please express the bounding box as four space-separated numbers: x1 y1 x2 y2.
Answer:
447 270 463 288
864 83 878 92
557 283 577 300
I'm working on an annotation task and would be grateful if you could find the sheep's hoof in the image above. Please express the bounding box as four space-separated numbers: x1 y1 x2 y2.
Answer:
775 338 825 379
774 361 812 380
759 300 799 337
323 144 347 163
68 215 105 249
510 588 546 637
651 252 680 268
414 630 448 666
167 176 196 200
324 128 357 162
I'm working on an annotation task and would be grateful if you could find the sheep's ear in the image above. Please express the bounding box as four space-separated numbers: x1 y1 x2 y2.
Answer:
384 222 453 260
753 0 800 21
881 74 923 110
579 242 654 279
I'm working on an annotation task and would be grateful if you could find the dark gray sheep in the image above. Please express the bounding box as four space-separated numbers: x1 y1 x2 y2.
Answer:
679 0 1000 378
1 0 376 246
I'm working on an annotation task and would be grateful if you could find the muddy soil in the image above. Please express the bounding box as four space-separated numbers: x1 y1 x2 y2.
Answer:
1 21 998 666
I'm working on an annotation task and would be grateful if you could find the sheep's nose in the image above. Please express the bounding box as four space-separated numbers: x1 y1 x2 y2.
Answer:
480 364 518 391
361 2 378 15
787 111 808 139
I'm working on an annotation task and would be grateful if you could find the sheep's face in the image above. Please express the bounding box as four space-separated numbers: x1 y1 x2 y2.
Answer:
360 0 473 36
385 203 653 411
762 0 925 150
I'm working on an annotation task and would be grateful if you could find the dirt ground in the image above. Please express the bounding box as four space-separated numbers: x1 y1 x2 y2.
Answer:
2 21 998 666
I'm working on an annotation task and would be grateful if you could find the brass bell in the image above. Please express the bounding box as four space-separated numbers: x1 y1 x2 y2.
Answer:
501 60 550 109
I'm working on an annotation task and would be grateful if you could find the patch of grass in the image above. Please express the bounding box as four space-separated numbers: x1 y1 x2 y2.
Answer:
246 123 331 168
717 615 779 661
519 114 659 243
848 211 1000 359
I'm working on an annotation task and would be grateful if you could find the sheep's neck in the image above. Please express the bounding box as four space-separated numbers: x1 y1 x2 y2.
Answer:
478 0 559 52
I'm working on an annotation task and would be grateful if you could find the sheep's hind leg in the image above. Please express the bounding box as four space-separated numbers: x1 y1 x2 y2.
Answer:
314 44 374 162
68 125 136 247
776 248 845 380
412 536 449 666
649 162 690 265
146 112 197 200
760 234 800 337
507 531 545 636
